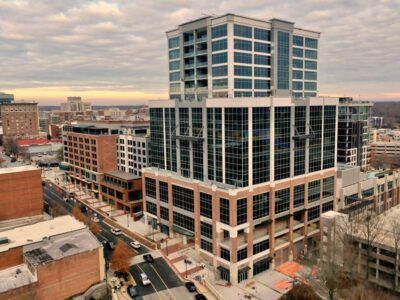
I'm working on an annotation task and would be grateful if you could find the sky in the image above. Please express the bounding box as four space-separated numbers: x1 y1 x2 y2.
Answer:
0 0 399 105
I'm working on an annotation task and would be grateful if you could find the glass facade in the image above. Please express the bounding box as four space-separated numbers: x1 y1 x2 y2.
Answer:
149 108 164 168
309 106 322 172
212 24 227 39
253 192 269 219
294 106 306 175
274 107 291 180
323 106 336 169
253 107 270 184
277 31 290 90
225 108 249 187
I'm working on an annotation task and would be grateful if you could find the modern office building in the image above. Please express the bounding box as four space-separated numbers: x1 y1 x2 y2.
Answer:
0 166 43 222
1 101 40 137
167 14 319 102
337 97 372 170
60 96 92 112
117 126 149 176
0 215 105 300
143 96 338 284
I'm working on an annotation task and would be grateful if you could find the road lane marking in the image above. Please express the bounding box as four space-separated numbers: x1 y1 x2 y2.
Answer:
149 264 177 300
136 264 163 300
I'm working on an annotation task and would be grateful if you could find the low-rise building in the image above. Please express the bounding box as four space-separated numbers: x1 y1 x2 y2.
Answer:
0 166 43 221
0 215 105 300
100 171 143 217
336 164 400 215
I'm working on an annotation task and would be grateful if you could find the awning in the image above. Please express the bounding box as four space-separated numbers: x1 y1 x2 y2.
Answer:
173 225 194 237
217 266 229 272
239 266 251 272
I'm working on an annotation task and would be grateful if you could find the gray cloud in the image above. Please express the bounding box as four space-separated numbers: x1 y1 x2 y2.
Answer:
0 0 399 103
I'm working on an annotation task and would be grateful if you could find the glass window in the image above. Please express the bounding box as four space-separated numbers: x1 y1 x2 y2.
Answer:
234 24 252 38
234 52 252 64
253 192 269 219
234 78 252 89
308 206 320 221
201 239 213 253
305 37 318 49
173 212 194 232
304 71 317 80
254 67 270 77
254 79 270 90
253 239 269 254
293 81 303 90
293 35 304 47
212 39 227 51
304 82 317 90
308 180 321 203
146 201 156 215
145 177 156 198
237 248 247 261
160 206 169 220
159 181 168 203
322 176 334 197
234 65 252 77
169 72 180 82
294 184 305 208
293 59 303 69
220 198 230 225
277 31 290 89
234 39 252 51
212 65 228 77
213 79 228 89
254 28 271 41
254 91 270 97
254 42 270 53
201 221 213 238
220 247 230 261
200 192 213 218
237 198 247 225
254 54 270 65
234 91 252 97
305 60 317 70
293 47 303 58
274 107 291 180
305 49 318 59
212 52 228 64
275 188 290 214
168 37 180 49
169 83 180 93
169 49 180 60
293 70 303 79
212 24 227 39
169 61 180 71
172 185 194 212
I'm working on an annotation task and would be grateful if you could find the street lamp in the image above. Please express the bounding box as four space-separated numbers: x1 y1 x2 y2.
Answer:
184 259 192 278
160 238 169 256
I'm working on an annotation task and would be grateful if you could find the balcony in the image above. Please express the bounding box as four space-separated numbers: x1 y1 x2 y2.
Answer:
197 87 208 92
185 88 195 93
196 36 207 43
196 61 208 67
184 63 194 69
196 49 208 55
184 39 194 46
197 74 208 80
275 233 290 248
185 75 194 81
184 51 194 58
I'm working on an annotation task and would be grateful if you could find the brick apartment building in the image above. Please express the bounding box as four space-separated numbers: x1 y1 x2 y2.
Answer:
0 215 105 300
100 171 143 217
63 124 117 198
0 166 43 221
1 101 39 137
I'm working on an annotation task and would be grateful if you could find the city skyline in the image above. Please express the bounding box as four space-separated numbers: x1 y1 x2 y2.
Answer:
0 0 399 105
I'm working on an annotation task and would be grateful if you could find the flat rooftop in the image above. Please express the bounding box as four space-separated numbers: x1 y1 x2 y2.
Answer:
0 215 86 253
0 264 36 293
105 170 140 181
0 165 39 175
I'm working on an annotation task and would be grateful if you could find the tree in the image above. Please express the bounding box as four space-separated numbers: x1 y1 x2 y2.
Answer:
72 206 87 223
280 283 321 300
3 136 20 156
47 133 52 140
89 220 101 235
388 216 400 291
110 240 134 273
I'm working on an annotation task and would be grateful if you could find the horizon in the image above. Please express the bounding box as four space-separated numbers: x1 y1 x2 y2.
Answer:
0 1 399 104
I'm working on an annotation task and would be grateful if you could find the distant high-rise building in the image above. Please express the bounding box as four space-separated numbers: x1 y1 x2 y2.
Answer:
167 14 319 102
1 101 40 137
60 96 91 112
337 97 372 170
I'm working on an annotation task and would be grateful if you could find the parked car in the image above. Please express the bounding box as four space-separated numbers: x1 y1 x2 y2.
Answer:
80 205 88 213
140 273 151 286
111 228 122 235
127 285 139 298
130 241 141 249
194 294 208 300
185 281 196 292
143 254 154 263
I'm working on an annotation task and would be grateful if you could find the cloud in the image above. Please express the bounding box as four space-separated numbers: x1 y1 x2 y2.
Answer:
0 0 399 104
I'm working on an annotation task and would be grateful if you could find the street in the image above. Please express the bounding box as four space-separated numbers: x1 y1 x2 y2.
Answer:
42 181 190 300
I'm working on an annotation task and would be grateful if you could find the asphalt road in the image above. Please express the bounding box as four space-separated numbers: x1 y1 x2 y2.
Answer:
42 181 189 300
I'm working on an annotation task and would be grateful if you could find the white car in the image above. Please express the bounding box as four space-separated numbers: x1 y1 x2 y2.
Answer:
140 273 151 286
130 241 141 249
110 228 122 236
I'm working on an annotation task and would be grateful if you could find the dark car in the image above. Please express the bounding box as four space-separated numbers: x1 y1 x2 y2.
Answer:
127 285 139 298
194 294 208 300
143 254 154 262
80 205 88 213
185 281 196 292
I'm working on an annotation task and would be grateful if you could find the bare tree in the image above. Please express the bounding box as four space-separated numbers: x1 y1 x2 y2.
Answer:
387 216 400 291
3 136 21 156
110 240 134 273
